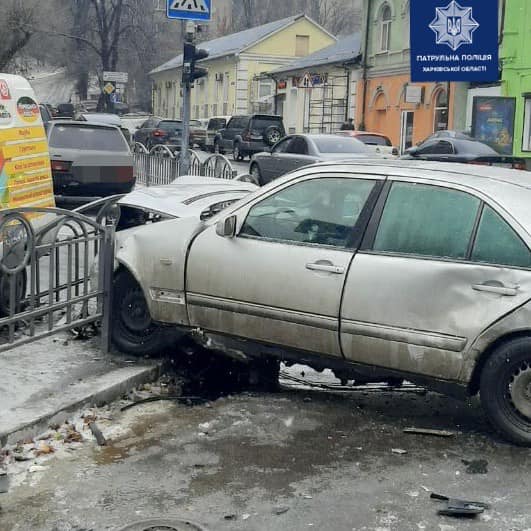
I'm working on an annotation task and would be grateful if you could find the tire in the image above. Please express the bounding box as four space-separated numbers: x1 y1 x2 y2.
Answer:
112 270 178 356
250 163 263 186
263 125 283 147
480 337 531 446
233 142 244 162
0 270 27 316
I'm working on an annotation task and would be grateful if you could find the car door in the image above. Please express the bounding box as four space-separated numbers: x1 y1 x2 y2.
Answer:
221 117 247 150
258 137 294 184
274 136 315 177
186 173 383 357
340 179 531 381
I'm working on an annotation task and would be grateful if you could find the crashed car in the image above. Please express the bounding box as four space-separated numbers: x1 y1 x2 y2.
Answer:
110 160 531 446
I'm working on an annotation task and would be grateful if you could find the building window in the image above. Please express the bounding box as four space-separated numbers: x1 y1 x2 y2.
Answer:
379 4 392 52
259 80 273 99
523 98 531 152
433 90 449 132
296 35 310 56
223 72 229 103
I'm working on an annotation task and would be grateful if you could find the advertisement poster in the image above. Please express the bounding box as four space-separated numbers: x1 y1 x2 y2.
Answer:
410 0 499 82
471 96 516 155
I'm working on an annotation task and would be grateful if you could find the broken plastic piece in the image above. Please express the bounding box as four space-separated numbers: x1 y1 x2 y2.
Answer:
431 492 490 517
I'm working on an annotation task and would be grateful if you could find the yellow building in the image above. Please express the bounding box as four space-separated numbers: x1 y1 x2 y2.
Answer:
150 14 336 119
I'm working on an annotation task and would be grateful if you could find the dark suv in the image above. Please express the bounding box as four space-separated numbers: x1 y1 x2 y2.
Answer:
214 114 285 161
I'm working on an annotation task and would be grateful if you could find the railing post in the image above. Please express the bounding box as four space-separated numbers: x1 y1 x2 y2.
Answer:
100 219 115 354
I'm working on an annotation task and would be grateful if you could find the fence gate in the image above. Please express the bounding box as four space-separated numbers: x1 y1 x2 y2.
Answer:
0 206 116 353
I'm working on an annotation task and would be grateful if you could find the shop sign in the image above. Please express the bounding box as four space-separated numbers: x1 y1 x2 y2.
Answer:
410 0 499 82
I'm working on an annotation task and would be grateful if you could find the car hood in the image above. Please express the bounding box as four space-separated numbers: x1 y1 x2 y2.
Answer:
118 178 257 218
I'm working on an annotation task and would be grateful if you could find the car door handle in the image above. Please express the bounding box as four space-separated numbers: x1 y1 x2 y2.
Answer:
472 281 519 296
306 261 345 274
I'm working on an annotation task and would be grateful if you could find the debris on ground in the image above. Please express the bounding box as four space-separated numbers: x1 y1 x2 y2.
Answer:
273 506 290 515
431 492 490 518
462 458 488 475
391 448 408 455
404 427 455 437
88 422 107 446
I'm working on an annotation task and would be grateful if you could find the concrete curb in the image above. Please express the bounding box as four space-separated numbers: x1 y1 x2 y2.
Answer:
1 363 162 447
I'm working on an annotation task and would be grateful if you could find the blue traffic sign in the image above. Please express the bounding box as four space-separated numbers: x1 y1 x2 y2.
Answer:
167 0 211 21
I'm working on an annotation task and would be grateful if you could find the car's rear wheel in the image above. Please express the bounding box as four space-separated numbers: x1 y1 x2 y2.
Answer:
214 139 223 154
233 143 244 162
480 337 531 446
112 270 179 356
250 163 263 186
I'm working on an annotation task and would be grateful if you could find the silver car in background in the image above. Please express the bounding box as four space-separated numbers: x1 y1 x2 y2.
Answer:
249 134 378 185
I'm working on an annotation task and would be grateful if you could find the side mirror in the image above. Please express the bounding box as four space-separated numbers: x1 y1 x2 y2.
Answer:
216 215 237 237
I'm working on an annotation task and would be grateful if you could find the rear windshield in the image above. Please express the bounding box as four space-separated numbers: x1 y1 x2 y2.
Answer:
49 124 128 151
251 117 282 132
314 137 369 154
208 118 227 130
159 121 183 131
460 140 499 156
357 134 392 146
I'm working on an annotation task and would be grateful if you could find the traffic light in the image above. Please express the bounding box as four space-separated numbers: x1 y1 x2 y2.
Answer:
183 43 209 85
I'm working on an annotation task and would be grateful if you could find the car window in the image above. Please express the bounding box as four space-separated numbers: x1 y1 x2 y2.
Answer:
251 117 282 132
240 178 376 248
208 118 226 130
272 137 293 154
472 206 531 268
159 120 183 131
227 117 249 129
357 134 392 146
286 137 308 155
373 182 480 260
49 124 129 151
418 140 454 155
313 137 368 154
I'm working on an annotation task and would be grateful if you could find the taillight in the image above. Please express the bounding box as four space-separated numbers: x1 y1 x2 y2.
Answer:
242 130 252 141
51 160 72 172
115 166 134 182
392 147 399 156
513 161 527 170
152 129 167 137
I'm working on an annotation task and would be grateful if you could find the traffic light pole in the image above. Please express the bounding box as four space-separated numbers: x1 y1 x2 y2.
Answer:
178 23 195 176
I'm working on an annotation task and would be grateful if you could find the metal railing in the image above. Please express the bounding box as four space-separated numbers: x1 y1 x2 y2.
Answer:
0 207 116 353
133 143 237 186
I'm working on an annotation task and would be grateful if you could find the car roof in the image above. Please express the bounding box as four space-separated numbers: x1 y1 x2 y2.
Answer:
275 159 531 238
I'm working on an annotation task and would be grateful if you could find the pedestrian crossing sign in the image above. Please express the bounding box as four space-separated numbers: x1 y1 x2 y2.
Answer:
167 0 211 21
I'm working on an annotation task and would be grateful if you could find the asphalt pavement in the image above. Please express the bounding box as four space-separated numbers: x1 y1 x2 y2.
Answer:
2 363 531 531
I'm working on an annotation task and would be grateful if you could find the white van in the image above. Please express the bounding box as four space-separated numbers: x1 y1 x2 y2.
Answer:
0 74 55 313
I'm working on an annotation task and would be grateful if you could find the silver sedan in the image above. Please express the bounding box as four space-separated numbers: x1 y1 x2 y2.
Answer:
249 134 378 185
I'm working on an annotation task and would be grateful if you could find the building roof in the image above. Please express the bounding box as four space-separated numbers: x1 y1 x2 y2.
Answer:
270 33 362 75
151 14 325 76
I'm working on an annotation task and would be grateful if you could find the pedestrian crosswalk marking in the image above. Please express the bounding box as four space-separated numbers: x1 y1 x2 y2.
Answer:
170 0 208 12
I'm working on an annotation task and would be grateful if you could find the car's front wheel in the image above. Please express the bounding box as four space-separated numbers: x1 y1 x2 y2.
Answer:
480 337 531 446
233 142 244 162
112 270 179 356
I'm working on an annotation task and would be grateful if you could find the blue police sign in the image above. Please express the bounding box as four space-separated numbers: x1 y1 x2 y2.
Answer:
167 0 211 21
410 0 499 82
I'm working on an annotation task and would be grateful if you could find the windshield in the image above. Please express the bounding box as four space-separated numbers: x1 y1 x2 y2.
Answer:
208 118 227 130
314 137 369 154
356 134 392 146
49 124 129 151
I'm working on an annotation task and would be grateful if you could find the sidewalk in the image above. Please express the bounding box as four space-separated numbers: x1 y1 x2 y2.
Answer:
0 333 161 446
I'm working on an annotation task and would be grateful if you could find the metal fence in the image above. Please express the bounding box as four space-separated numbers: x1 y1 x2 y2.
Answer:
133 143 237 186
0 206 116 353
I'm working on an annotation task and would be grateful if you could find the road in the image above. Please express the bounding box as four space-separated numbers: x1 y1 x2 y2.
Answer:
2 363 531 531
29 69 76 105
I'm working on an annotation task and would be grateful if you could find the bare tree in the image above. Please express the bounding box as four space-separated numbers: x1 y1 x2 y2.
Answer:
0 1 35 71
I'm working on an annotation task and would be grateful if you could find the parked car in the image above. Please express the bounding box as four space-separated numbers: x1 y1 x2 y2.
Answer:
112 159 531 446
249 134 374 185
336 130 399 157
56 103 75 118
42 103 58 117
402 136 528 169
39 104 53 129
214 114 286 161
133 117 184 150
204 116 231 152
47 120 135 197
76 112 132 144
190 119 209 149
120 112 151 139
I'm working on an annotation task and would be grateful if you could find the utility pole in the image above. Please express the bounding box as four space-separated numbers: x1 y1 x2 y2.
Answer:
179 21 209 175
